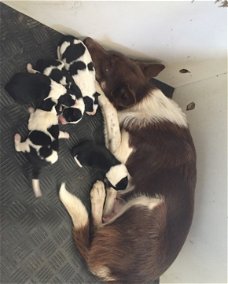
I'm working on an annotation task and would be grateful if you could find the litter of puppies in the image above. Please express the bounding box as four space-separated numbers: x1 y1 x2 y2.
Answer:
5 35 127 197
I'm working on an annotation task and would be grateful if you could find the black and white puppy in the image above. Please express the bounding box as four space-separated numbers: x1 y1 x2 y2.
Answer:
7 72 73 197
29 59 68 86
5 72 51 105
27 61 85 124
71 141 129 191
57 35 100 118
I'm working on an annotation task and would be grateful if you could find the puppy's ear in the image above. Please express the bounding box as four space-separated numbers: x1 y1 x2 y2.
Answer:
114 84 136 107
136 62 165 79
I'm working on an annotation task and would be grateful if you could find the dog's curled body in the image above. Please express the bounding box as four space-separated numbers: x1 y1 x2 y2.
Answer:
60 38 196 282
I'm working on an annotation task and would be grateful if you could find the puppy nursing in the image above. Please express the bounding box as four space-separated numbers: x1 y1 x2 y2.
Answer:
57 35 100 116
5 35 101 198
27 59 85 125
71 141 129 191
13 75 71 197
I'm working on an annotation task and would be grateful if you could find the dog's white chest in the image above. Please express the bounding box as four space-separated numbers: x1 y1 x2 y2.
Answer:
114 130 133 164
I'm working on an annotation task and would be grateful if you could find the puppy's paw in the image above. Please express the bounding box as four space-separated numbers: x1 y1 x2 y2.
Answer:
90 180 106 203
59 131 70 139
28 107 35 114
14 133 21 144
26 63 33 73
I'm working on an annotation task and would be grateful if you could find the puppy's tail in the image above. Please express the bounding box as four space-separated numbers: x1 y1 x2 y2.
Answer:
32 168 42 198
59 183 90 261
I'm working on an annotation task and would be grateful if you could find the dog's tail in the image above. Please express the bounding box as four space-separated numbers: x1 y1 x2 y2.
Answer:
59 183 90 261
32 167 42 198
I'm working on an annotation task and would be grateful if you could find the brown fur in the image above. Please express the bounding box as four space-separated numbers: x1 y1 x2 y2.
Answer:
68 37 196 282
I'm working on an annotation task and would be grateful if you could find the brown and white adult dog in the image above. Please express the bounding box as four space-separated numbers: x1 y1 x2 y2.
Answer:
59 38 196 283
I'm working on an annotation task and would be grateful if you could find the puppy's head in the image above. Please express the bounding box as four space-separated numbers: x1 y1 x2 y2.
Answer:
84 92 100 115
105 164 129 191
84 37 165 110
57 94 84 124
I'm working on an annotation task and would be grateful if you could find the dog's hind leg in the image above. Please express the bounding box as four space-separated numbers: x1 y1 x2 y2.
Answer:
103 187 117 219
90 181 106 229
14 134 30 153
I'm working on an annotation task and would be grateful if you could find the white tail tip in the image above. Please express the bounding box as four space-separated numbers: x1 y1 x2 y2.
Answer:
59 183 88 229
32 179 42 198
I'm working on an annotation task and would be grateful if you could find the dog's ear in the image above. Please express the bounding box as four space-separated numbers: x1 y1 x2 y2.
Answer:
135 62 165 79
114 84 136 107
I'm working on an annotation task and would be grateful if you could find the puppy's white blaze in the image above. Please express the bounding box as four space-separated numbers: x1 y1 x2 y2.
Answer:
74 156 83 168
106 195 164 225
32 179 42 198
118 89 187 128
59 183 88 229
106 164 128 188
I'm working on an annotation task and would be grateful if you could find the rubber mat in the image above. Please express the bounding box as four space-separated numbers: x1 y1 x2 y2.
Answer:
0 3 104 283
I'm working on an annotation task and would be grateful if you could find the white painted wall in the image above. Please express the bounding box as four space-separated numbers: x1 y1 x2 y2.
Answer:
5 1 227 87
4 1 227 282
161 73 227 283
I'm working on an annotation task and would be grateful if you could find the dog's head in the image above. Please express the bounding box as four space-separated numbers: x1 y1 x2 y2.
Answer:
84 37 165 110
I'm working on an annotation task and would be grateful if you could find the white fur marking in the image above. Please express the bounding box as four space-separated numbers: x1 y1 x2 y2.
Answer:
59 183 88 229
106 195 164 225
45 150 58 164
118 89 187 128
106 164 128 188
114 130 133 164
59 131 70 139
74 156 83 168
26 63 37 74
91 266 115 281
97 83 121 152
32 179 42 198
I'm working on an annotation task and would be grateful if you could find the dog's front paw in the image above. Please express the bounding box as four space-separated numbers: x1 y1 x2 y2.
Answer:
109 134 121 153
90 180 106 203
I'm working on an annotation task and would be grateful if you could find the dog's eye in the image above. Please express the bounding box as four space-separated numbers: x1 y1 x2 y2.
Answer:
105 67 109 73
